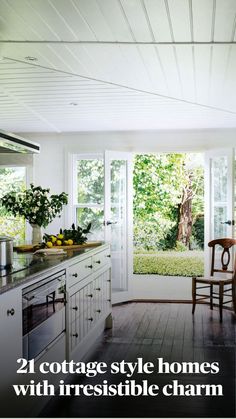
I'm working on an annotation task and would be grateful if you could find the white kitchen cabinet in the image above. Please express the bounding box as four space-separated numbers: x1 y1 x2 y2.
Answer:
0 244 112 416
67 245 112 358
0 287 22 412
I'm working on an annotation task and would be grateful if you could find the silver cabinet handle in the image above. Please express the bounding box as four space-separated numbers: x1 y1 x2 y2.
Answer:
72 306 78 311
72 333 78 338
7 308 15 316
72 273 78 278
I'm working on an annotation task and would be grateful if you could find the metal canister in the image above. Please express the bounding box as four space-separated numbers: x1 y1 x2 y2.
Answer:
0 236 13 268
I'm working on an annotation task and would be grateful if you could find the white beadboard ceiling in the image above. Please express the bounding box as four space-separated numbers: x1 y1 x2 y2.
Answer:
1 0 236 132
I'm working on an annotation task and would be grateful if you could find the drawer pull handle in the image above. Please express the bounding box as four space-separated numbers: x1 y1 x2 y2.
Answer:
72 273 78 278
106 254 111 258
87 294 93 298
107 279 111 283
88 317 94 321
107 299 111 302
96 309 101 313
86 265 93 269
7 308 15 316
95 260 101 264
72 306 78 311
95 287 101 291
72 333 78 338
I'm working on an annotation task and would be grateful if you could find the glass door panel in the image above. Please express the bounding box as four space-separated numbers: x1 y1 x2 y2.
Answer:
211 156 228 239
205 149 235 274
105 151 133 302
110 160 127 291
73 152 133 303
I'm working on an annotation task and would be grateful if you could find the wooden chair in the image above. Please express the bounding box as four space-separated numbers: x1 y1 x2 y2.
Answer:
192 238 236 322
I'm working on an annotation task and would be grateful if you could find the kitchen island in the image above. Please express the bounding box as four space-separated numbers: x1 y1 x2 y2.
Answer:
0 243 112 417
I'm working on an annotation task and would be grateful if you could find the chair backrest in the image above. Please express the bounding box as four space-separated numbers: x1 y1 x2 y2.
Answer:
208 238 236 276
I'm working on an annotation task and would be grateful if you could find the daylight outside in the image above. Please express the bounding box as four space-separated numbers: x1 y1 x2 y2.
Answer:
0 154 204 278
133 153 204 277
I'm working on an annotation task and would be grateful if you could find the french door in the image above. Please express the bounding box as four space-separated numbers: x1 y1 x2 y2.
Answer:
71 152 133 303
205 148 235 274
104 151 133 303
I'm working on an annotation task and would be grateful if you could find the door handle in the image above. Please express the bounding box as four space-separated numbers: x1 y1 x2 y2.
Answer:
104 221 117 226
220 220 235 226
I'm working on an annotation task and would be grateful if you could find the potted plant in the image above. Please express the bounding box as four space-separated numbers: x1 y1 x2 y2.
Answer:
1 184 68 244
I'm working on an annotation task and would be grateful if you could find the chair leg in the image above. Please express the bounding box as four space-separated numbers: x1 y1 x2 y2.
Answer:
219 283 224 322
210 284 213 310
192 278 196 314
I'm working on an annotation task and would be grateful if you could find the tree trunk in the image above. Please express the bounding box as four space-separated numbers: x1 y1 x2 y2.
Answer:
177 175 193 248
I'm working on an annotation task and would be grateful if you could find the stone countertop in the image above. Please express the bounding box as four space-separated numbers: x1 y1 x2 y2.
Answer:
0 243 106 295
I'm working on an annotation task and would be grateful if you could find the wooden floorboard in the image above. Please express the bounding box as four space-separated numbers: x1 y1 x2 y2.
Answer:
41 302 236 418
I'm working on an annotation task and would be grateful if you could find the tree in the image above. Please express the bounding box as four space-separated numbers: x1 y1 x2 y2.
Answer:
133 153 204 251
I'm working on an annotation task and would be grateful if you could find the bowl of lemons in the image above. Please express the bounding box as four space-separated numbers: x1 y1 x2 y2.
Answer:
43 223 92 248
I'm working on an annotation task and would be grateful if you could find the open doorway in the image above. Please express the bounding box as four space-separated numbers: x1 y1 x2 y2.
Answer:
133 153 204 277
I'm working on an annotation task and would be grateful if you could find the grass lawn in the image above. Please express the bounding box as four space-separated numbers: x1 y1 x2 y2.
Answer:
133 250 204 277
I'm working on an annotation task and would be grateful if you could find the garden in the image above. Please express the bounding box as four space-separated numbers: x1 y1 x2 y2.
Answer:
133 153 204 277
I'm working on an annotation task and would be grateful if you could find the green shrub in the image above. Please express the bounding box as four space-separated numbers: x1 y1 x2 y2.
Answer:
175 241 188 252
192 216 204 249
133 217 175 251
133 251 204 277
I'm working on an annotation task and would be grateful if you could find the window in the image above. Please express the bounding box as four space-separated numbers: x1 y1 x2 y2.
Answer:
0 166 26 242
73 155 105 240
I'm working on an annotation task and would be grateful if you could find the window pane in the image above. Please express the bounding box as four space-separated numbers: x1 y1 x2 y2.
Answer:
111 160 126 205
0 167 26 242
110 160 127 291
77 159 104 204
76 207 104 241
212 156 228 239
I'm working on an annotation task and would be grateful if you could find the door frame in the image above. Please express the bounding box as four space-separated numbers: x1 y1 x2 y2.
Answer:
104 151 133 304
204 148 235 275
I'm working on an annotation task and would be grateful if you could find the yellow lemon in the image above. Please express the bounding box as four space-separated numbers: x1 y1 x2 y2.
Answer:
64 240 68 245
46 241 53 248
51 236 57 243
67 239 73 245
56 240 62 246
57 234 64 240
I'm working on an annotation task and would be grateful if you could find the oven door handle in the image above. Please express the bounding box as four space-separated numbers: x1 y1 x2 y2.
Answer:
23 295 35 302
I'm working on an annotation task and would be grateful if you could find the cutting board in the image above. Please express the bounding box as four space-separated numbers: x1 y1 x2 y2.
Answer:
14 241 102 253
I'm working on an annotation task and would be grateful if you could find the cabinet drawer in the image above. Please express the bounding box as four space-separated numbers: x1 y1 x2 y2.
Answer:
92 249 111 272
67 256 93 287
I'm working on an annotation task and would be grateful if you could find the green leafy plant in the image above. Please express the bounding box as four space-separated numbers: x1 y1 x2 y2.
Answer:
43 223 92 246
60 222 92 244
1 183 68 227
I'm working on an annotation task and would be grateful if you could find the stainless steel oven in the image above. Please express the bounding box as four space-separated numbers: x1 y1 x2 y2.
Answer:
22 270 66 360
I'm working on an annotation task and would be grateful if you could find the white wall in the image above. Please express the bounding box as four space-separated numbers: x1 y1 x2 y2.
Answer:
131 275 192 300
23 128 236 234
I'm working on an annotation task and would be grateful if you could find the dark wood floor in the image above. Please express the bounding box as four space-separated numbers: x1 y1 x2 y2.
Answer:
41 302 236 418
